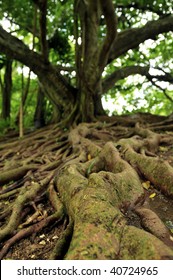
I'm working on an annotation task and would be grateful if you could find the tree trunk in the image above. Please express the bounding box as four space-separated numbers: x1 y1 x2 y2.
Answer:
78 86 95 122
34 86 46 128
2 59 12 120
73 0 117 122
78 85 106 122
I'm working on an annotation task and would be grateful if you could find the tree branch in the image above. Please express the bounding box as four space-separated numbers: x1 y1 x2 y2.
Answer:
108 15 173 63
0 25 44 72
98 0 117 71
148 71 173 83
149 81 173 103
0 25 75 105
145 72 173 103
102 65 149 93
102 64 173 103
37 0 49 63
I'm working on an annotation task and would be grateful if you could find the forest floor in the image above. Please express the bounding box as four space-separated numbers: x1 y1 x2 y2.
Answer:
0 113 173 260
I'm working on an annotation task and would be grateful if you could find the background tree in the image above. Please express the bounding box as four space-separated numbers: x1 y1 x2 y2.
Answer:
0 56 12 120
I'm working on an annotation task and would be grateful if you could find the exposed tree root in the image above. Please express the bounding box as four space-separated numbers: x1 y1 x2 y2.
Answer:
124 148 173 196
0 175 53 242
0 165 38 186
0 114 173 259
134 207 173 246
49 219 74 260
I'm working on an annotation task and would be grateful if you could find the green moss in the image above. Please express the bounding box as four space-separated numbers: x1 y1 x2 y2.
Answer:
120 226 173 259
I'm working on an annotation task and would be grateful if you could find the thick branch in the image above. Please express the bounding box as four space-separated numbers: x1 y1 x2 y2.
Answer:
0 26 75 106
38 0 49 62
146 74 173 103
102 65 173 94
75 0 102 91
0 26 44 72
108 15 173 63
102 65 149 93
82 1 101 70
98 0 117 71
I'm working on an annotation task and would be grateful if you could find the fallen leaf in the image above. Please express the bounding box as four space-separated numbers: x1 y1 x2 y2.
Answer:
142 181 151 190
39 234 45 238
87 154 92 160
39 240 46 245
52 235 59 240
170 236 173 241
149 193 156 199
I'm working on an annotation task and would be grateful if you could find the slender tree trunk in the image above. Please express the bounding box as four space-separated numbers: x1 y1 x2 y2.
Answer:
2 59 12 120
34 86 46 128
15 69 31 125
19 66 25 137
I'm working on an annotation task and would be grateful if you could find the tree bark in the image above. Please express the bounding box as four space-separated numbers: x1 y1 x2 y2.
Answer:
2 58 12 120
75 0 117 121
34 86 46 128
